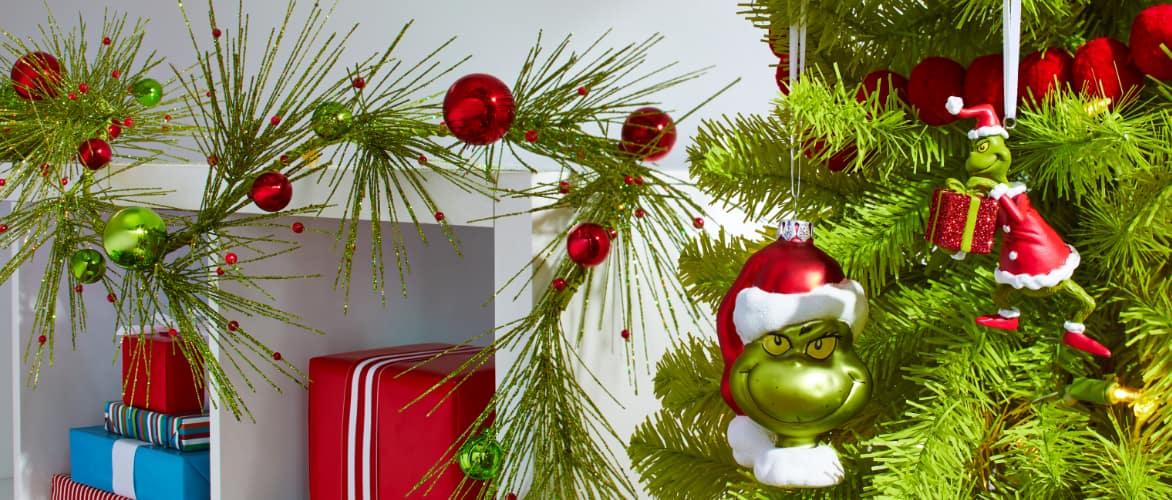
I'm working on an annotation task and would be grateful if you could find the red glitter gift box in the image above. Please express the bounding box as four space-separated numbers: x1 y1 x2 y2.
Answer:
925 188 998 254
308 343 493 500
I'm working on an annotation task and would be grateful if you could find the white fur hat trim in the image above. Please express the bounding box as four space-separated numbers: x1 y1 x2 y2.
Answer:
732 280 867 344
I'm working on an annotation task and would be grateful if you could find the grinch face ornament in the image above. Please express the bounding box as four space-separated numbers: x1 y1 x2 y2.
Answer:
718 220 870 488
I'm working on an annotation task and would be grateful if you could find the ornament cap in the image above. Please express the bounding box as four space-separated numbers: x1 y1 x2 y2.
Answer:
777 219 812 242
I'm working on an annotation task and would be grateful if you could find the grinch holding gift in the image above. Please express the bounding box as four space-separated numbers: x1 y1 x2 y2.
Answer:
929 96 1109 357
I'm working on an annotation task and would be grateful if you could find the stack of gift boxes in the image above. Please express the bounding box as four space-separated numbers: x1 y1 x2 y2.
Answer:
52 328 211 500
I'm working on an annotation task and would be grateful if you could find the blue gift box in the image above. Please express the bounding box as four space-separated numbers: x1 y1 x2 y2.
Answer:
69 426 210 500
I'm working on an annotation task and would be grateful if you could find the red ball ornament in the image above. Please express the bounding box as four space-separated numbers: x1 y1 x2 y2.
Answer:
227 320 239 331
108 123 122 140
0 179 6 186
525 129 538 142
963 54 1005 115
434 211 446 222
417 154 427 164
352 77 366 89
908 56 965 125
621 329 631 340
0 223 8 233
693 217 705 229
566 223 611 267
38 335 47 344
558 181 570 194
216 267 225 276
279 154 289 164
11 52 62 100
167 328 178 337
634 208 646 218
270 116 281 126
78 138 113 170
212 28 223 38
78 82 88 93
855 69 909 113
225 252 238 265
292 222 305 233
106 293 116 303
1018 48 1073 107
74 284 83 293
634 176 644 186
111 69 120 79
442 73 516 145
620 107 676 162
272 352 282 361
102 37 111 45
68 93 77 100
624 175 634 185
248 171 293 212
606 227 618 240
1131 4 1172 80
552 278 567 291
123 117 134 128
207 155 219 167
61 177 68 186
577 86 588 96
1073 37 1145 106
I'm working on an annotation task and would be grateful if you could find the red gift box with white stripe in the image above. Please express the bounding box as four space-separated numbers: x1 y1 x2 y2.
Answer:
51 473 131 500
308 343 494 500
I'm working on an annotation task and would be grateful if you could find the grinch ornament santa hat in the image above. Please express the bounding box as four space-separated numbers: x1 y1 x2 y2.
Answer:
717 220 872 488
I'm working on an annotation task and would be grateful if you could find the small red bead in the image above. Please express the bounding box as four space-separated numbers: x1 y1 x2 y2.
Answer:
634 176 644 186
0 224 8 233
577 86 588 96
38 335 47 344
272 352 282 361
212 28 222 38
607 227 618 240
206 91 212 98
74 284 83 293
270 116 281 125
621 329 631 340
167 328 178 337
558 181 570 194
292 222 305 233
106 293 116 303
78 83 89 93
525 129 538 142
417 154 427 164
68 93 77 100
111 70 120 79
635 208 645 218
434 211 445 222
225 252 238 265
216 267 225 276
227 320 239 331
61 178 68 186
123 117 134 128
108 124 122 139
352 77 366 89
0 179 7 186
207 155 219 167
693 217 705 228
163 114 171 122
279 154 289 164
624 175 634 185
102 37 112 45
552 278 567 291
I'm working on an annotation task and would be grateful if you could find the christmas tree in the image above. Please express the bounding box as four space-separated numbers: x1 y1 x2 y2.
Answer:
631 1 1172 498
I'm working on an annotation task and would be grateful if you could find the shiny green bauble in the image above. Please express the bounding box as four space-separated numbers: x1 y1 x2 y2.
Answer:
311 101 353 140
102 207 168 270
728 319 871 448
130 78 164 107
457 433 504 481
69 249 106 283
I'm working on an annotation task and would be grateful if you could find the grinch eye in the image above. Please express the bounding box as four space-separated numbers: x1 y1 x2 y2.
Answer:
762 334 791 356
977 141 990 153
806 336 838 360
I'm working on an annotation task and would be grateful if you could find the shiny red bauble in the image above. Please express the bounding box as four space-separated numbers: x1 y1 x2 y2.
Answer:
620 107 676 162
1131 4 1172 80
908 57 965 126
77 138 113 170
248 171 293 212
442 73 516 145
1073 38 1144 106
963 54 1005 115
11 52 62 100
566 223 611 267
1019 48 1073 107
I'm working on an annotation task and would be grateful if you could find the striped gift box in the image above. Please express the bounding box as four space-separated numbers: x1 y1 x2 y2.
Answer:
103 401 210 451
51 474 131 500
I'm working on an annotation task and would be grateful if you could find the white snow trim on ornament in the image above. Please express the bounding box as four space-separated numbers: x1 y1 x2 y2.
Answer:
989 182 1027 200
727 416 774 468
967 125 1009 139
754 444 844 488
733 280 868 343
951 251 967 260
1064 321 1086 333
999 308 1020 319
995 246 1080 290
945 96 964 115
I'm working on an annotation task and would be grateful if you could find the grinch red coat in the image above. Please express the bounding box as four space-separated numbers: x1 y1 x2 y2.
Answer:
989 182 1080 289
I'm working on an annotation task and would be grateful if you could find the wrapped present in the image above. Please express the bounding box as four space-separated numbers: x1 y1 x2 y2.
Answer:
104 400 210 451
308 343 494 500
51 474 131 500
925 188 999 254
122 332 204 415
69 426 210 500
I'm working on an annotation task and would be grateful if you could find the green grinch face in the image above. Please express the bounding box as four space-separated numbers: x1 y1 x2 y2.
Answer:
965 135 1011 184
729 319 871 447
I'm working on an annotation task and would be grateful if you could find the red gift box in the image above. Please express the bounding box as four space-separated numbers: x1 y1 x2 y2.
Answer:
51 473 131 500
308 343 493 500
121 332 205 415
925 188 999 254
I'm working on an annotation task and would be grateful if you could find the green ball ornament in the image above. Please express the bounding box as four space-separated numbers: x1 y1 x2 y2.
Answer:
130 78 164 106
311 101 353 139
69 249 106 283
103 207 168 270
457 433 504 481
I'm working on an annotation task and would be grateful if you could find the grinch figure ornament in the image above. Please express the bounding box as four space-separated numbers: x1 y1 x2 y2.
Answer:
718 220 871 488
943 97 1108 357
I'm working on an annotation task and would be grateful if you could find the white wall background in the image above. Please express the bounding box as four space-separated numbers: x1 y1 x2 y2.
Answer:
2 1 776 498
